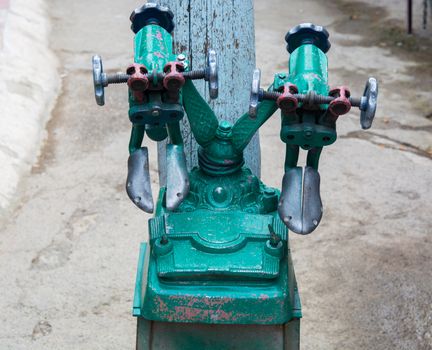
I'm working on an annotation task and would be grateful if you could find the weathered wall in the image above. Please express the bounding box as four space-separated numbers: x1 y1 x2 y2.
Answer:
158 0 258 184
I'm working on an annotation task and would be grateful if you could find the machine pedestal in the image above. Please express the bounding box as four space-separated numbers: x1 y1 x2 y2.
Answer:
136 318 300 350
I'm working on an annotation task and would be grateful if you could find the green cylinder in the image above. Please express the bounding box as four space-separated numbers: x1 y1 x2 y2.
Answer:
134 24 176 71
288 44 329 96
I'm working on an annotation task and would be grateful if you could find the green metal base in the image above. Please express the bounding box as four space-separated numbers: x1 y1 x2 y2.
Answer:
133 166 302 347
133 241 301 324
136 317 300 350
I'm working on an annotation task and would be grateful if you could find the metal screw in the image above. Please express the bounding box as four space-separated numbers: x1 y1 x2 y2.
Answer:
260 89 363 107
160 234 169 245
92 51 219 106
268 224 281 248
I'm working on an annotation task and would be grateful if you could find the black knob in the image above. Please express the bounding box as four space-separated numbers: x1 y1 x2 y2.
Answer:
130 3 175 34
285 23 331 54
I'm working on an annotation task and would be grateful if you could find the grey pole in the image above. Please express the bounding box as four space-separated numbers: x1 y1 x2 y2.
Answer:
157 0 259 185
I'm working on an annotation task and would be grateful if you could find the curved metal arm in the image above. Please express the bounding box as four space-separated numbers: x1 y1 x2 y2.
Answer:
181 79 219 146
231 99 278 153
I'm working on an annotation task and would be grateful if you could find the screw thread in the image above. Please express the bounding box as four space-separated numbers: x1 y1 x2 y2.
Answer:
183 69 206 80
262 90 362 107
106 73 129 84
106 70 209 85
262 91 280 100
349 97 361 107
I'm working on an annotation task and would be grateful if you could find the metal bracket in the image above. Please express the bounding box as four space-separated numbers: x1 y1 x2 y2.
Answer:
91 50 219 106
278 166 323 235
126 147 154 213
166 145 190 211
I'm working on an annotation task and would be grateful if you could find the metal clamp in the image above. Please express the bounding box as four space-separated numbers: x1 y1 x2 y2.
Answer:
92 50 219 106
248 69 378 128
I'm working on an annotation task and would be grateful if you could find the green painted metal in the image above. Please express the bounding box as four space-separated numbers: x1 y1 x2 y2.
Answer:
131 72 302 349
92 5 377 347
112 4 383 347
287 44 329 96
128 24 186 153
127 10 303 348
133 25 176 70
129 63 302 325
276 44 337 155
135 225 301 324
133 243 148 317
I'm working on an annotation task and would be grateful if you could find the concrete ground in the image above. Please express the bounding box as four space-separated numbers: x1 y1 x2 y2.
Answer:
0 0 431 349
0 0 59 210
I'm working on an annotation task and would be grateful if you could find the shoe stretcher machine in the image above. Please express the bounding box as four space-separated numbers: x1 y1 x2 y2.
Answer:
92 4 378 349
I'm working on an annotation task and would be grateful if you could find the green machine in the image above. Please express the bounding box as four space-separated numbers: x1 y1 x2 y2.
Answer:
92 4 378 349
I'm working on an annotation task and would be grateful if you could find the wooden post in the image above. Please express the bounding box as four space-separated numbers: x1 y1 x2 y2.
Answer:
158 0 259 185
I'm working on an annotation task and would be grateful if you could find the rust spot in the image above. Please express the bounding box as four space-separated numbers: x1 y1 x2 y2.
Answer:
154 296 169 314
154 52 165 59
175 306 205 320
154 293 285 323
155 31 163 41
259 294 270 300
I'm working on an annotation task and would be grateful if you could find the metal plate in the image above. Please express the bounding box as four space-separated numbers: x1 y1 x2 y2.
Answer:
300 166 323 234
166 144 189 210
126 147 154 213
278 166 322 235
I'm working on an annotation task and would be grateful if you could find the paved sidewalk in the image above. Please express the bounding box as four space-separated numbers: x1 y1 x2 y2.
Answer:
0 1 9 49
0 0 59 212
